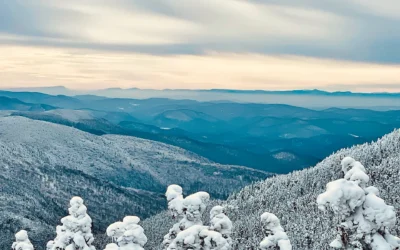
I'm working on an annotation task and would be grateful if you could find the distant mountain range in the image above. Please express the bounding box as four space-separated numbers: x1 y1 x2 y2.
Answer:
2 87 400 109
1 90 400 173
5 86 400 97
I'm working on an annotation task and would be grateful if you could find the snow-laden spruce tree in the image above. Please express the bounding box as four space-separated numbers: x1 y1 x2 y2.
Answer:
209 206 233 245
103 243 119 250
259 212 292 250
12 230 34 250
164 185 231 250
165 191 210 250
163 185 186 248
106 216 147 250
166 185 184 220
317 156 400 249
47 196 95 250
199 227 230 250
178 192 210 230
168 225 207 249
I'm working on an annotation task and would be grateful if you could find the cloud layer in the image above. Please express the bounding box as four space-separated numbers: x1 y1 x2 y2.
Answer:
0 0 399 91
2 45 400 92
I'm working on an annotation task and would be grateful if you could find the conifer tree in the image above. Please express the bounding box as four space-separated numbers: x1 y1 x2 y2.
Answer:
106 216 147 250
317 157 400 249
259 212 292 250
12 230 34 250
47 196 95 250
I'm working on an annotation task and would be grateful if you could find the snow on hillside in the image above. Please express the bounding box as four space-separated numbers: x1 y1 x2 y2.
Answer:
0 116 268 250
44 109 94 122
225 129 400 249
142 129 400 249
0 116 267 195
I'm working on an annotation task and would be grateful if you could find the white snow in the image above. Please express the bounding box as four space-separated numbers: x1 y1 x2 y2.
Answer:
317 157 400 249
164 186 232 250
0 116 256 192
45 109 94 122
166 185 184 219
12 230 34 250
48 197 96 250
106 216 147 250
210 206 232 240
259 212 292 250
272 152 297 161
167 225 207 250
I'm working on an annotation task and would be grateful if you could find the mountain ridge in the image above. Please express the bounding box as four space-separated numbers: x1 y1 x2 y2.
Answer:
4 87 400 97
142 129 400 249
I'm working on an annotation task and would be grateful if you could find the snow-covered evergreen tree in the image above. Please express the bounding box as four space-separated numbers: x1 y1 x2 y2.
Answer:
317 157 400 249
47 196 96 250
104 243 119 250
168 225 207 250
164 186 231 250
259 212 292 250
166 185 184 220
163 185 185 248
178 192 210 230
209 206 233 245
199 228 230 250
165 191 210 250
12 230 34 250
106 216 147 250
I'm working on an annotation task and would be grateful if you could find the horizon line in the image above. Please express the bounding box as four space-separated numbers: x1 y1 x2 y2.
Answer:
3 85 400 95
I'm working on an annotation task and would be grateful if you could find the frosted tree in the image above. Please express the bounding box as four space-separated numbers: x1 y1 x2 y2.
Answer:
209 206 233 245
103 243 119 250
12 230 34 250
47 196 95 250
259 212 292 250
166 189 231 250
178 192 210 230
317 157 400 249
106 216 147 250
168 225 207 250
199 228 230 250
166 185 184 219
163 185 185 248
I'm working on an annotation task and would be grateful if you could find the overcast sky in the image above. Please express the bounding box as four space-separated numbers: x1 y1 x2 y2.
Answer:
1 0 400 91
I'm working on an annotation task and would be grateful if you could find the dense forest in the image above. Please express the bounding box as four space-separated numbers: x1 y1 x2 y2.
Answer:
10 130 400 249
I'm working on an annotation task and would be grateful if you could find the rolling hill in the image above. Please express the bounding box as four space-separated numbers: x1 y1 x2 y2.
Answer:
0 116 268 249
2 90 400 174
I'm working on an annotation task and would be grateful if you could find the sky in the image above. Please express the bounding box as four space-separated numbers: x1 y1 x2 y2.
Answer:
0 0 400 92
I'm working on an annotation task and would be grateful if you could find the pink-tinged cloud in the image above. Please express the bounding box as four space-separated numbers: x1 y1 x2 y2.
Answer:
1 46 400 92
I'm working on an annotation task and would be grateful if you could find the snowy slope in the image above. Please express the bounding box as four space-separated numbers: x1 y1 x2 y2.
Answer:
0 116 268 250
44 109 94 122
0 116 267 195
142 129 400 249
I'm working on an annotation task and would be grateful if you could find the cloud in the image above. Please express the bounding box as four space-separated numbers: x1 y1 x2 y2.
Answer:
1 0 399 90
1 45 400 92
348 0 400 20
0 0 350 49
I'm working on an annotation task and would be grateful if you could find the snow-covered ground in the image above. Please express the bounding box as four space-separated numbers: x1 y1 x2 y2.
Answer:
0 116 268 249
143 129 400 250
0 116 266 194
44 109 94 122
